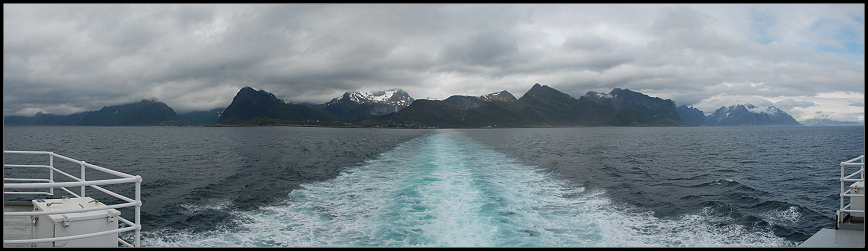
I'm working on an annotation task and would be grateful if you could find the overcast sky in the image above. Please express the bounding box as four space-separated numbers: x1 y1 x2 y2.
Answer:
3 4 864 122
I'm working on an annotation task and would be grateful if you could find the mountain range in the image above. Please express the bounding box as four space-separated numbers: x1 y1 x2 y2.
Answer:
677 104 804 127
363 84 626 128
5 99 188 126
4 84 851 127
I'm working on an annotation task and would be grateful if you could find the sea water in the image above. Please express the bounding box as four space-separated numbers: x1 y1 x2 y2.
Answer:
2 126 863 247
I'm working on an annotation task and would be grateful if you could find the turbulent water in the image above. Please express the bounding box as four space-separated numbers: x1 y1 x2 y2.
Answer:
3 126 864 247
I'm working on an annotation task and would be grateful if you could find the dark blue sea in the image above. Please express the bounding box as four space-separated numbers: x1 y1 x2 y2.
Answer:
3 125 864 247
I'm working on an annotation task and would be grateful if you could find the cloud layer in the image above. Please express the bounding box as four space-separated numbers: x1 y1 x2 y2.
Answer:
3 4 864 122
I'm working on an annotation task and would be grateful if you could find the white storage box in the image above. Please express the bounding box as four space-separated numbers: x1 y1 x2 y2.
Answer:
31 197 120 247
849 181 864 219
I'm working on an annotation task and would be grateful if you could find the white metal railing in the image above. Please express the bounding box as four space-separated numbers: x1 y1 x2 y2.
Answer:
3 151 142 247
837 154 865 230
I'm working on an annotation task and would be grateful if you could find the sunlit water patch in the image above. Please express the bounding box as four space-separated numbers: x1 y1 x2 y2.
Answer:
141 130 796 247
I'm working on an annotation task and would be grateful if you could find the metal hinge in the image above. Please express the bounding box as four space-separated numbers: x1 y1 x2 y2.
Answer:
62 215 70 227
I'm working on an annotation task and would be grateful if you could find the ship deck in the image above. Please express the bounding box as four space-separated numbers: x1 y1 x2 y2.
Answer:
3 202 35 248
798 228 864 248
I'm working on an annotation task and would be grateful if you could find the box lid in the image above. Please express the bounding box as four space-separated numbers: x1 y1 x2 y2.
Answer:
32 197 120 223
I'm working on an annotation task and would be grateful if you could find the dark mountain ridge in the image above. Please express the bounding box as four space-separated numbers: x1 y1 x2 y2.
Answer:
363 84 652 128
584 88 682 126
4 99 188 126
5 84 814 127
216 87 337 125
76 99 187 126
677 105 709 126
442 90 517 110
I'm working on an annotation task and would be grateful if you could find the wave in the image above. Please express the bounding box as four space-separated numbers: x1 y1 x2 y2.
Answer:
140 130 797 247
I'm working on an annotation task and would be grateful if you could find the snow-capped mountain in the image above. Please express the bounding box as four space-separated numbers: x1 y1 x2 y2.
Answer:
585 91 614 100
745 104 785 115
707 104 801 126
478 90 518 103
329 89 414 107
317 89 415 118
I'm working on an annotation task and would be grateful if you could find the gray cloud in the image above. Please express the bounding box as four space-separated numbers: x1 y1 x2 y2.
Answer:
3 4 864 122
773 99 817 110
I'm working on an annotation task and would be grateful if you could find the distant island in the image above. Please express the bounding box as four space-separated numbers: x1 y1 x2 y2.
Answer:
5 84 854 128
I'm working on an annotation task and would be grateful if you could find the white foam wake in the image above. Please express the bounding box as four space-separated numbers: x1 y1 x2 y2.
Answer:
141 130 795 247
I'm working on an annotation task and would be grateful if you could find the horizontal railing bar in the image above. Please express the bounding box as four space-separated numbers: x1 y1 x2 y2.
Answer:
2 225 138 244
839 209 865 213
3 191 52 195
47 153 83 163
91 185 136 204
842 155 865 163
4 151 134 179
840 194 865 197
50 153 135 179
3 150 53 155
8 185 137 204
842 171 864 180
3 177 138 189
4 178 52 182
841 162 865 167
3 164 51 169
79 161 135 179
4 201 138 216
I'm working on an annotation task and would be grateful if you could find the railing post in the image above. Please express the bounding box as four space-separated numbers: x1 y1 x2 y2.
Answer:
49 154 54 195
859 155 865 182
135 176 142 247
80 161 86 198
840 160 845 225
